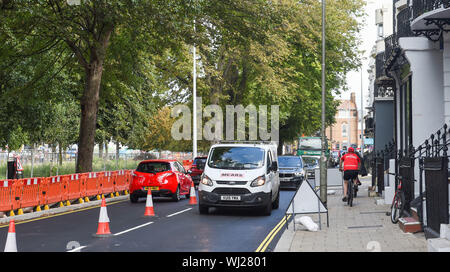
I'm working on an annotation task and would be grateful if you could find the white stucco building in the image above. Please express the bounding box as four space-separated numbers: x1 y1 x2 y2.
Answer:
372 0 450 241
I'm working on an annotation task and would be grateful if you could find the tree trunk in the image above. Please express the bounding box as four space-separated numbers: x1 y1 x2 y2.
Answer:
69 22 113 173
58 142 63 166
99 140 103 159
116 141 120 169
105 141 109 160
277 139 284 155
76 60 104 173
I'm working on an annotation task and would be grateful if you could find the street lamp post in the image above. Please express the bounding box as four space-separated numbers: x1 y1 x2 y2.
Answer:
360 68 364 158
193 21 198 160
320 0 327 205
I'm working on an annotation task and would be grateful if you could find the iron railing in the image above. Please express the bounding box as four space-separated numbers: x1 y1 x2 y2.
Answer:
384 33 398 66
393 123 450 238
373 140 397 194
373 124 450 238
412 0 450 21
375 52 385 79
397 6 414 38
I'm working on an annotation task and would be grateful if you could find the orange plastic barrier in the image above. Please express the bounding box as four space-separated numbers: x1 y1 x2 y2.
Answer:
66 174 82 200
19 178 41 209
11 179 24 210
42 176 64 205
0 180 13 212
105 171 114 194
1 168 134 213
114 171 122 194
84 172 100 197
98 172 114 195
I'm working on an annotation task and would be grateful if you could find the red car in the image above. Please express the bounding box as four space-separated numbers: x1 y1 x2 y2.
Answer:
129 160 193 203
187 156 207 185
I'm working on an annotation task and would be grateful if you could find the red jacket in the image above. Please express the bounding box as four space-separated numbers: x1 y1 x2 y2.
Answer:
341 152 360 171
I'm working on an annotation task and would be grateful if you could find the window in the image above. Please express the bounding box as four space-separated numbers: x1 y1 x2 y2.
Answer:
342 123 348 138
207 146 265 170
267 150 273 173
377 23 384 38
174 162 185 173
338 109 349 118
136 162 171 173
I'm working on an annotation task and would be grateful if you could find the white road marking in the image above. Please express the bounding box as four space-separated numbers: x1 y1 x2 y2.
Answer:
166 208 192 218
113 222 154 236
67 246 87 252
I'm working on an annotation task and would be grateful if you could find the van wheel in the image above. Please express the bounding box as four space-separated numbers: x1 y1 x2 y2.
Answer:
272 190 280 209
261 193 272 216
199 204 209 214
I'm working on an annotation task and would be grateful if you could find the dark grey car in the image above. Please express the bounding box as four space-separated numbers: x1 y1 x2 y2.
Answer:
278 155 305 189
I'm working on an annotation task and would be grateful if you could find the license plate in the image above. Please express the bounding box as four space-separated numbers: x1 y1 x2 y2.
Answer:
220 195 241 201
143 186 159 191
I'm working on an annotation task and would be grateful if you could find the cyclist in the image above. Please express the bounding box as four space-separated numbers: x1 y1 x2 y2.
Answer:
339 147 361 202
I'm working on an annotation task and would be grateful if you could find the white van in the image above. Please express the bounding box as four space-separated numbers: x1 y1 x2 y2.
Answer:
198 142 280 215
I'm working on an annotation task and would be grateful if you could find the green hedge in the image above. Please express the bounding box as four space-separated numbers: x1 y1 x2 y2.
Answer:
0 158 139 179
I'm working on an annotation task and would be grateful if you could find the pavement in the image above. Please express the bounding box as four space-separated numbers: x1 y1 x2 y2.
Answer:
274 176 428 252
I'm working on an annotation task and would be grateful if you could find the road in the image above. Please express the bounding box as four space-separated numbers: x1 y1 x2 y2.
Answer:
0 190 295 252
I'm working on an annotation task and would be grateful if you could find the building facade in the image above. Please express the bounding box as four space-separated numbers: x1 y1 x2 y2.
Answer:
371 0 450 240
327 93 361 151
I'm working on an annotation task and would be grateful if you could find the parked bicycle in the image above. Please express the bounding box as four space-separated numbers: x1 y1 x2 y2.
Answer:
388 173 405 224
387 173 417 224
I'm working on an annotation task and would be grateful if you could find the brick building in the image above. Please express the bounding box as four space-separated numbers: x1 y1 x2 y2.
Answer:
326 92 360 150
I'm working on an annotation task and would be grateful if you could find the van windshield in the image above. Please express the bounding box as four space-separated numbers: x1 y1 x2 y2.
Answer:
208 146 265 170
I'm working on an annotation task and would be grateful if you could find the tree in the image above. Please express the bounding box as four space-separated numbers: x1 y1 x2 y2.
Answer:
190 0 364 149
1 0 198 172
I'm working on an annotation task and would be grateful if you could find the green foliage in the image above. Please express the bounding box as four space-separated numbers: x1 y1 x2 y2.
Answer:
0 0 365 165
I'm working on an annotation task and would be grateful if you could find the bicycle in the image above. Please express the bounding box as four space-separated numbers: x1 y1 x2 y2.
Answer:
340 169 358 207
388 173 405 224
346 176 358 207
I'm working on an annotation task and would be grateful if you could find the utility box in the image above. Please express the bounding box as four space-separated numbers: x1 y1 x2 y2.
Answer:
7 156 23 179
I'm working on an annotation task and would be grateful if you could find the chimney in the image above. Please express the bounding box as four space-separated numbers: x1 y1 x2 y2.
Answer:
350 92 356 104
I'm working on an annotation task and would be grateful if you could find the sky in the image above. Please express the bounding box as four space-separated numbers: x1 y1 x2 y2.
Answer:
339 0 389 119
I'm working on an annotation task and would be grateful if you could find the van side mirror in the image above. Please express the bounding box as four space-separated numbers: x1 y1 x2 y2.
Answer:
271 161 278 172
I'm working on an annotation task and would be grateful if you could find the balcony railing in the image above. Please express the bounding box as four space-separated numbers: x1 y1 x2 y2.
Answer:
375 52 385 79
397 6 414 38
412 0 450 21
384 33 397 64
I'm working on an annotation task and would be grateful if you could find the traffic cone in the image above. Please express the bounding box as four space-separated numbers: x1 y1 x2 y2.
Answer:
189 181 197 205
4 220 17 252
144 189 155 217
93 198 113 237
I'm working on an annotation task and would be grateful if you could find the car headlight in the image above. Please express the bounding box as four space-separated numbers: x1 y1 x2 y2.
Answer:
200 175 213 186
250 175 266 187
294 170 305 177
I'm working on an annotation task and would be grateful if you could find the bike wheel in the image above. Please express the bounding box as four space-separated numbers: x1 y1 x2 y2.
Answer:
347 179 353 207
390 192 405 224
